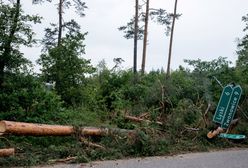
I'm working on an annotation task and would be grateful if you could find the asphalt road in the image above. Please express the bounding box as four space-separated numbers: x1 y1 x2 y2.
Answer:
39 148 248 168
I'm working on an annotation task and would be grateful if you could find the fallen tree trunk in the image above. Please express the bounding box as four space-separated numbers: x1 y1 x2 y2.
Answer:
0 120 74 136
0 120 136 137
81 127 137 137
0 148 15 157
124 115 163 125
81 127 109 136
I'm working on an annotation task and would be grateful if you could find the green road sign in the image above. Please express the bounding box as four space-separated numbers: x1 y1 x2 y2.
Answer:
213 85 233 124
219 133 246 139
221 85 242 129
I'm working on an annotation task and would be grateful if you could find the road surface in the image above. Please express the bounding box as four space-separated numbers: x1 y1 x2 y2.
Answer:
39 148 248 168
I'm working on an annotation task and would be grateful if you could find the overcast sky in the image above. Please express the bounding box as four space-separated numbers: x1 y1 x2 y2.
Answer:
21 0 248 72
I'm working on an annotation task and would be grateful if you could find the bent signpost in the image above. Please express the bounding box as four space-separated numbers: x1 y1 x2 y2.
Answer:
221 85 242 129
213 84 242 128
208 84 244 139
213 85 233 124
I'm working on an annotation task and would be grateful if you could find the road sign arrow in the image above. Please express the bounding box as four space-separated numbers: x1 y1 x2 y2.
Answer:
221 85 242 129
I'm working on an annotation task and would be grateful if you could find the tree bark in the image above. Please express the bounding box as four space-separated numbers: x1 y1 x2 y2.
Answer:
141 0 149 74
0 120 74 136
166 0 178 79
133 0 139 74
81 127 109 136
58 0 63 46
0 120 136 137
0 148 15 157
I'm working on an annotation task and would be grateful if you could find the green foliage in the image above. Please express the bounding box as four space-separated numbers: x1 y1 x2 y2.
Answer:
167 99 202 133
38 20 95 106
236 14 248 83
33 0 87 17
1 5 248 166
0 72 63 123
0 0 41 87
118 7 173 39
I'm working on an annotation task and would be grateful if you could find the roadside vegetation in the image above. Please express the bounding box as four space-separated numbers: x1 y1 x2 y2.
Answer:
0 1 248 167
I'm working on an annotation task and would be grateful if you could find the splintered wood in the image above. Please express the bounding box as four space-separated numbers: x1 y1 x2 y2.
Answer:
207 127 224 139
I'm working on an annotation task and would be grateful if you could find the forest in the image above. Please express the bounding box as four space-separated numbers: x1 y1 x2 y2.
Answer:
0 0 248 166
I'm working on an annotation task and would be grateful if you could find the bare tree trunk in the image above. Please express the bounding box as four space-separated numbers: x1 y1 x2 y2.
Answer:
0 0 21 88
133 0 139 74
166 0 178 79
141 0 149 74
58 0 63 46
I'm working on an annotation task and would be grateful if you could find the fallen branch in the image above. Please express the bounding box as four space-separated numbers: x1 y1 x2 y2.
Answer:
124 115 163 126
196 102 211 128
138 112 149 119
184 127 200 131
0 148 15 157
80 138 106 150
49 156 76 163
203 103 211 126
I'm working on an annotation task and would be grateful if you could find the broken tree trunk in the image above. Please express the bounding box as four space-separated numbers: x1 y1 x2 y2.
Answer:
207 127 224 139
0 148 15 157
124 115 163 126
0 120 74 136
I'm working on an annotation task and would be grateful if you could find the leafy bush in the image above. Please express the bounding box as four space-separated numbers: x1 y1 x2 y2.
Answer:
0 73 63 123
